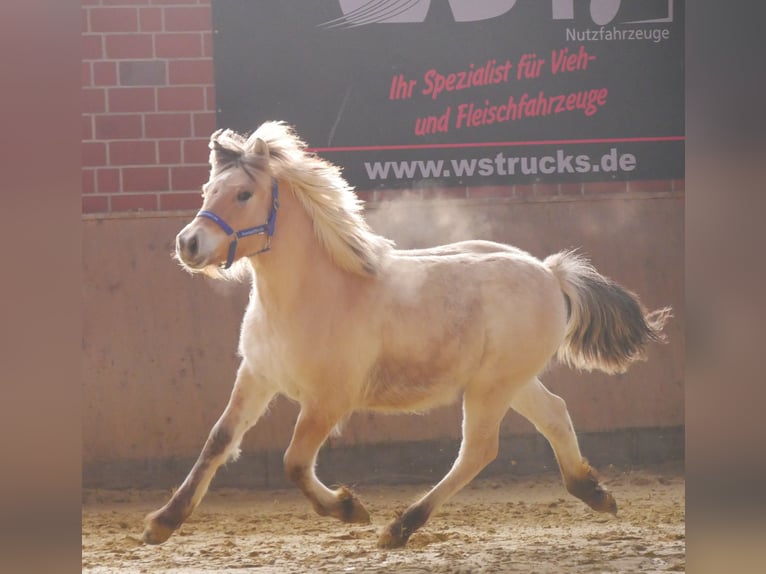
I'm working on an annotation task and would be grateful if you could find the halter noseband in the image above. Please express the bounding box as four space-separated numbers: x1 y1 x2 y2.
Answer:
195 179 279 269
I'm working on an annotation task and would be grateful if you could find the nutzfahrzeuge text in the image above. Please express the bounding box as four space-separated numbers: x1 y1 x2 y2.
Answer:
566 27 671 44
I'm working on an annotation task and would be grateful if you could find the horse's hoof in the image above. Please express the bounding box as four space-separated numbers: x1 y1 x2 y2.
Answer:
142 513 176 545
566 468 618 515
594 488 618 516
377 520 409 549
336 486 371 524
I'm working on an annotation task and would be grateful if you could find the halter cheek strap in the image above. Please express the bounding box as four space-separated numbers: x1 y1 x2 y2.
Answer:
195 179 279 269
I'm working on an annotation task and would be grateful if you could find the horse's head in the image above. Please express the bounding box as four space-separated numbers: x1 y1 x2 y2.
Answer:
175 129 278 272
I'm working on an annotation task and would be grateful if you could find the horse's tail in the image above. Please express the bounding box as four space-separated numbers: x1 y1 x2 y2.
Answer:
544 250 672 375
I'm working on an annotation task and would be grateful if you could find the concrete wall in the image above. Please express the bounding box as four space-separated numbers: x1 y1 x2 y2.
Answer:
83 192 683 485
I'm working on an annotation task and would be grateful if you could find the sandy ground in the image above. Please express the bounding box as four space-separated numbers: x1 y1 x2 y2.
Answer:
82 463 684 573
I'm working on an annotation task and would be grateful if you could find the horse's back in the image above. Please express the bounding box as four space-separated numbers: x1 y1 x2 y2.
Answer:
395 239 527 258
365 242 568 407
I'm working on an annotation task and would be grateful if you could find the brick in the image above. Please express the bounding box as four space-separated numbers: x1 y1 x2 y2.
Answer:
83 142 107 167
583 180 628 194
108 87 156 112
95 114 144 139
192 111 216 137
109 140 157 165
158 140 182 164
144 112 192 138
82 34 103 60
420 187 467 200
164 6 211 31
122 166 170 191
468 186 513 199
514 184 535 196
376 189 419 202
93 61 118 86
81 61 92 87
182 138 208 163
103 0 150 5
111 193 158 212
205 85 216 110
151 0 197 4
558 183 583 195
97 169 122 193
533 182 560 196
628 179 672 193
90 7 139 33
168 58 213 85
157 86 205 111
83 195 110 214
354 190 374 203
105 34 154 59
160 192 203 211
202 30 213 57
82 169 96 195
139 7 163 31
82 114 94 141
155 33 202 58
170 165 208 190
119 60 167 86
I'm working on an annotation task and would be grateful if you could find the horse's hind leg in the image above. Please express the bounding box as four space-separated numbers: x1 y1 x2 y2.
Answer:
142 362 276 544
510 377 617 514
378 383 512 548
283 406 370 524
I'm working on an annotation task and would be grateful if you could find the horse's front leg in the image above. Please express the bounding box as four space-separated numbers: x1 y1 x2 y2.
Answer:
142 362 276 544
377 384 512 548
283 406 370 524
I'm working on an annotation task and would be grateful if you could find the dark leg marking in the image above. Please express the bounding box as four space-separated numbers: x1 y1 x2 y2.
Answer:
565 466 618 515
378 503 431 549
205 425 232 458
335 485 371 524
339 489 357 522
143 427 233 545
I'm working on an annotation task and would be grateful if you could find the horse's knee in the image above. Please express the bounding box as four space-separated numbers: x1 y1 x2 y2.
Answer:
283 452 306 486
203 424 242 464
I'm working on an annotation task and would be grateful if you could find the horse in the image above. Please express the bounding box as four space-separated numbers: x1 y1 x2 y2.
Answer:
142 121 671 549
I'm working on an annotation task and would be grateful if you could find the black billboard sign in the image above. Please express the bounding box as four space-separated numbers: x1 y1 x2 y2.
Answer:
212 0 684 189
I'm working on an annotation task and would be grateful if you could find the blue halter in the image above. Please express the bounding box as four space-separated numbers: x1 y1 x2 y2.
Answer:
195 179 279 269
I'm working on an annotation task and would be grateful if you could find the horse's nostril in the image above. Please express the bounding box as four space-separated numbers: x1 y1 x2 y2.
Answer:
178 233 199 258
186 234 199 257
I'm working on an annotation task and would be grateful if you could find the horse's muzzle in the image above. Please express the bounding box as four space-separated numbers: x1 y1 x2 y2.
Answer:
176 228 206 268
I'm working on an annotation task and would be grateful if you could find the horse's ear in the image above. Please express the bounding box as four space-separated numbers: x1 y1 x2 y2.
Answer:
209 129 241 172
253 138 269 158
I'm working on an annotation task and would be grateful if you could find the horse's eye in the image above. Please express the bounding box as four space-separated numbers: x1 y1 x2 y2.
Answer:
236 190 253 202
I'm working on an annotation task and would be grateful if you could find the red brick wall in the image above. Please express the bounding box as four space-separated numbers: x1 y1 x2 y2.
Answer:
82 0 215 214
81 0 683 214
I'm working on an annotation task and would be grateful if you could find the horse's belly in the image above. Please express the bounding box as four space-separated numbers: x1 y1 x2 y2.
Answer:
361 356 470 412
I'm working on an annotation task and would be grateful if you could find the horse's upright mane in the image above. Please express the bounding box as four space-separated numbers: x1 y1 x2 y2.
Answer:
211 122 393 277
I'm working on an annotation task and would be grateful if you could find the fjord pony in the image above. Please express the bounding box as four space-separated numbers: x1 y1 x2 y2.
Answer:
143 122 670 548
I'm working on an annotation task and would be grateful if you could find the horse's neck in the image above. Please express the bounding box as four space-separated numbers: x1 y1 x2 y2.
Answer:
248 185 348 314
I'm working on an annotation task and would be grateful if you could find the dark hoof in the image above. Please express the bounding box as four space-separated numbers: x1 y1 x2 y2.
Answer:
584 483 618 515
336 486 371 524
141 510 178 545
567 469 619 515
142 521 174 545
377 516 410 549
377 506 430 549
